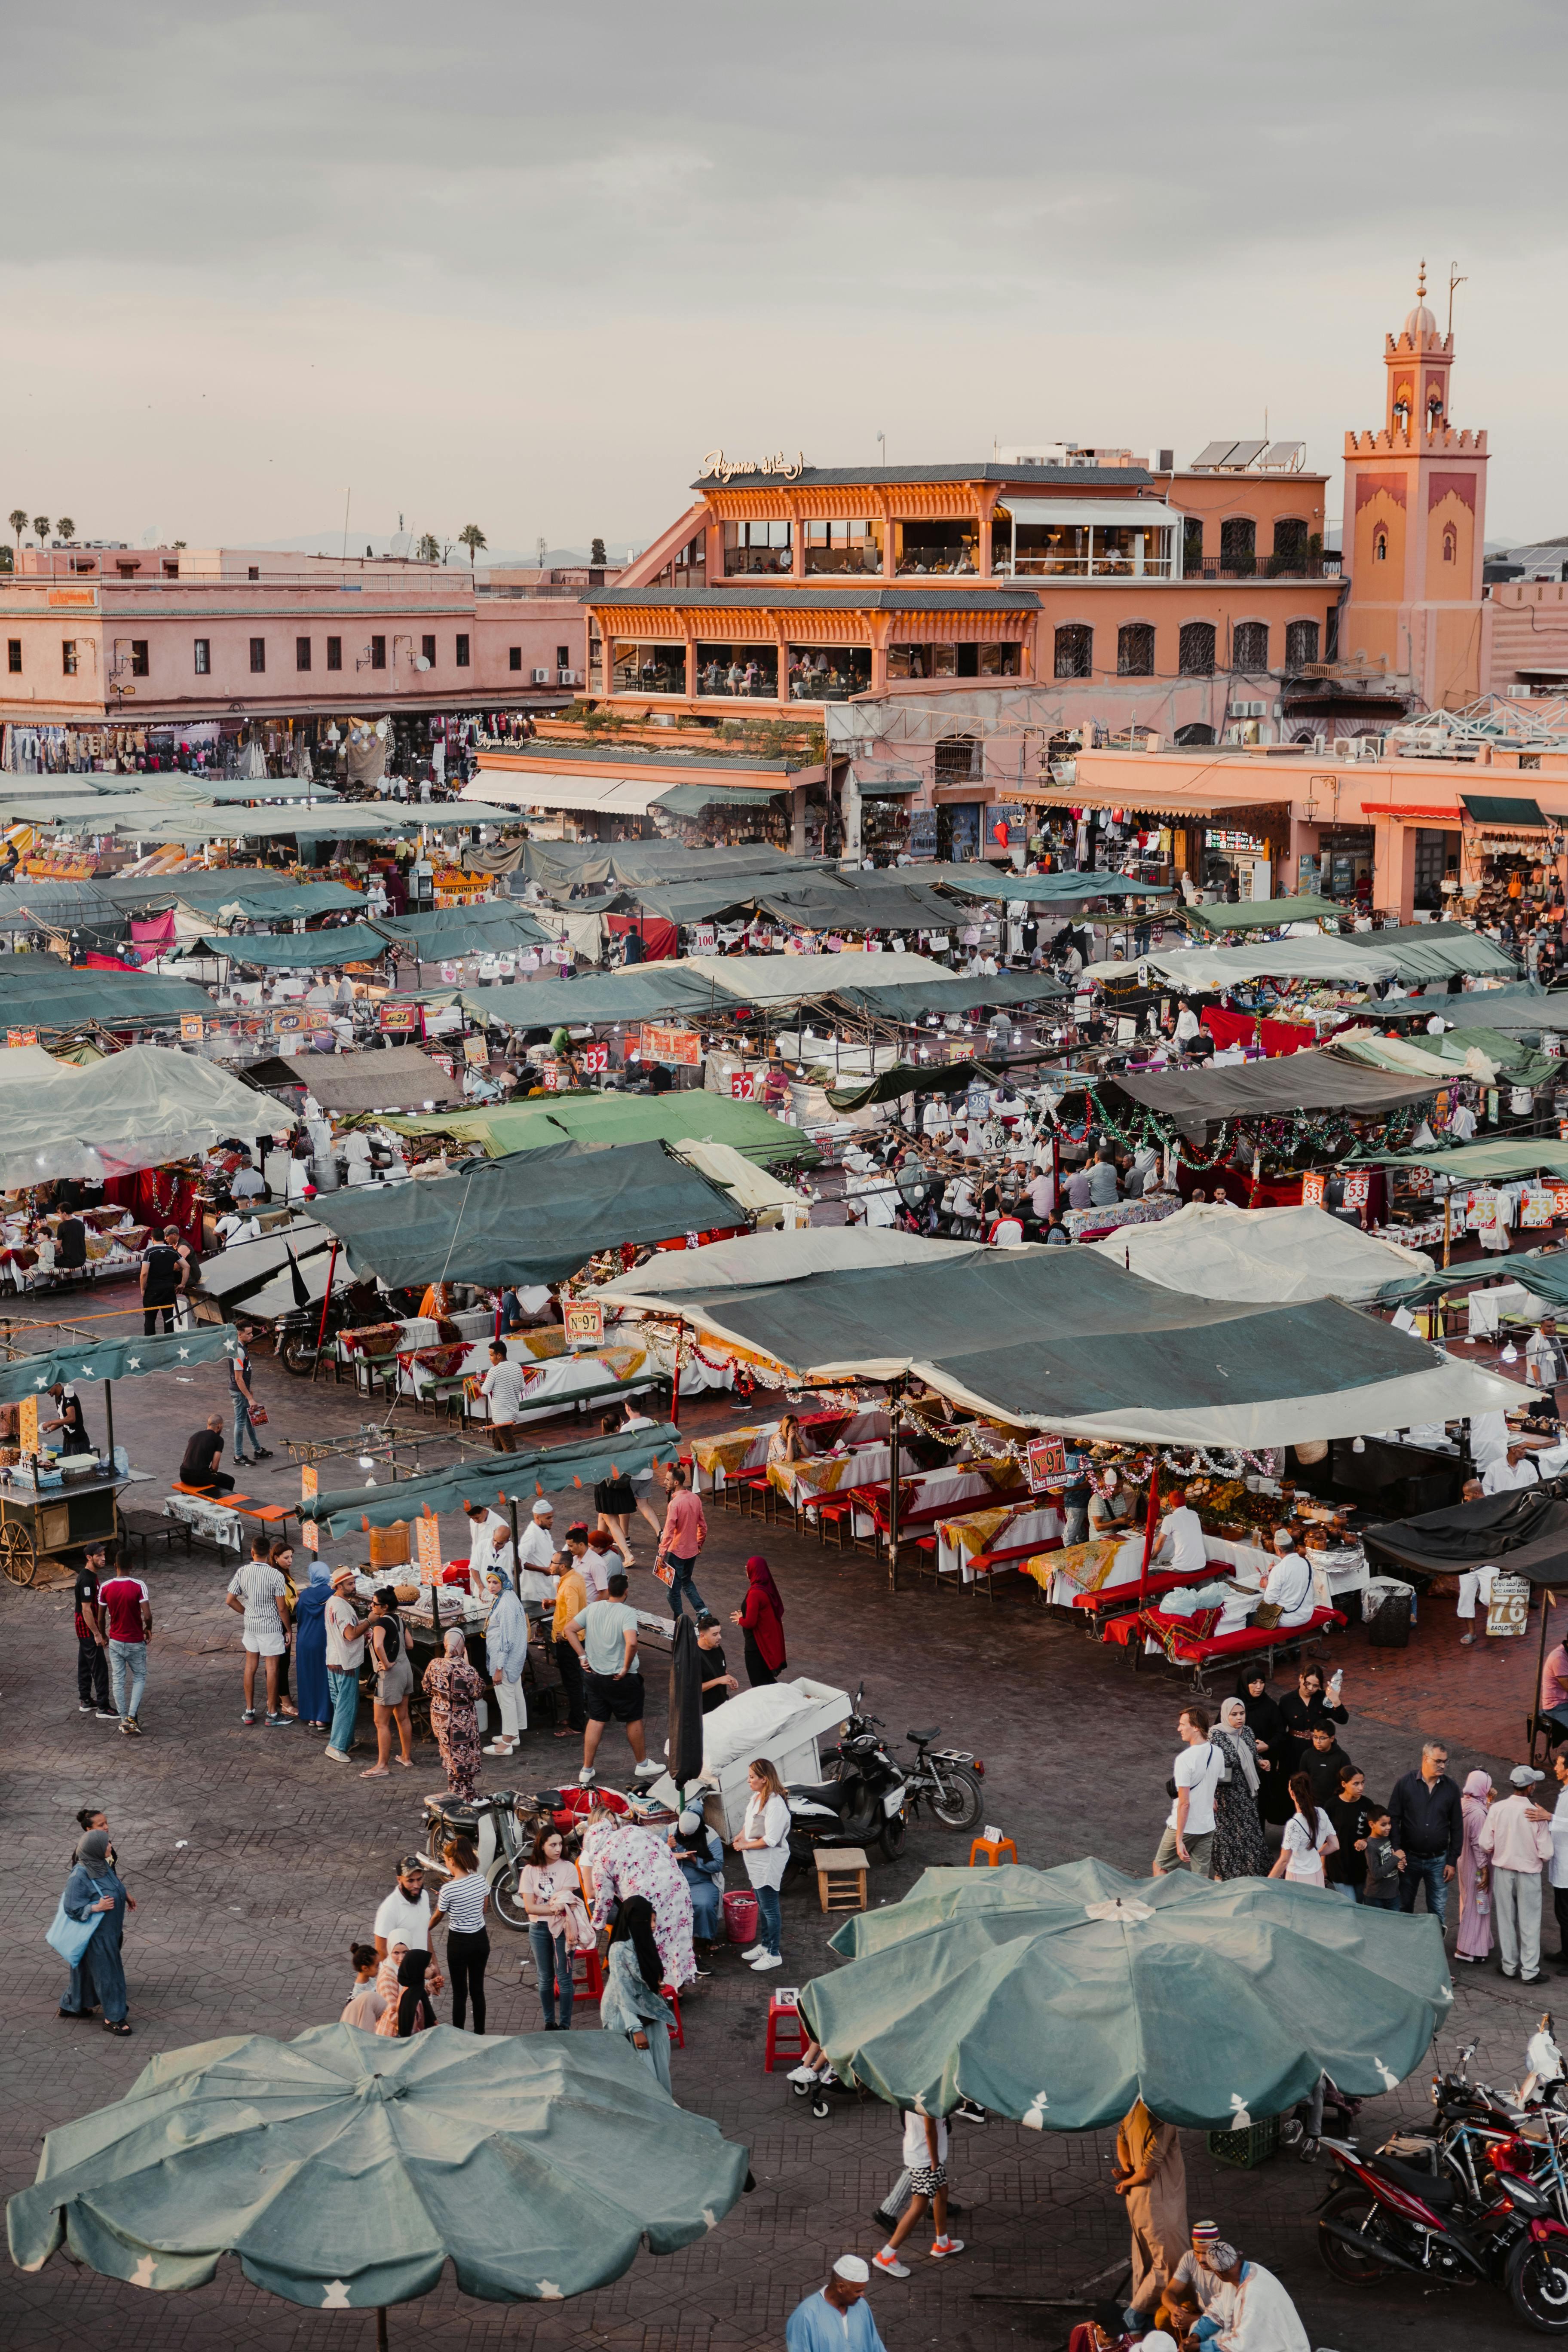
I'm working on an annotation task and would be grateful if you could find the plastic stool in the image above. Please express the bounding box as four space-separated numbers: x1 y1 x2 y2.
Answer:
764 1991 807 2072
570 1947 604 2005
660 1983 685 2049
969 1834 1018 1867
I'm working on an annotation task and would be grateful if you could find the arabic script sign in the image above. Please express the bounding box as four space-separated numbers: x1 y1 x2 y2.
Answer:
698 448 806 484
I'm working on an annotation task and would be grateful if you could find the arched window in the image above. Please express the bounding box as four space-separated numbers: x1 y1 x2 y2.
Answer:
1174 722 1215 747
1374 530 1387 562
1117 622 1155 677
1232 620 1269 671
1427 388 1445 430
1272 517 1309 571
1220 517 1256 574
1284 619 1320 671
934 733 977 783
1054 624 1093 680
1442 523 1457 564
1179 621 1216 677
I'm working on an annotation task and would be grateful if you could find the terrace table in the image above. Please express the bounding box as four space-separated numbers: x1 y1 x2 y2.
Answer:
935 1498 1065 1583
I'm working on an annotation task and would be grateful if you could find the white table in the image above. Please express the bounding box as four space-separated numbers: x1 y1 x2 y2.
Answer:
936 1500 1064 1581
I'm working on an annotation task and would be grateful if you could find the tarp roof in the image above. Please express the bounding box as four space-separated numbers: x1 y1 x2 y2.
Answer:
0 1324 238 1402
652 783 784 817
1366 922 1518 980
1112 1049 1440 1130
1181 895 1341 932
211 882 367 922
1332 1023 1560 1090
829 971 1068 1022
681 951 955 1004
0 1042 294 1188
1365 1489 1568 1585
1110 937 1400 989
1356 1140 1568 1181
1085 1201 1434 1305
939 870 1164 905
0 971 218 1026
383 1090 819 1167
0 1042 77 1085
492 840 821 891
371 904 551 954
824 1060 1004 1112
276 1044 466 1113
189 1223 334 1306
750 881 961 931
1380 982 1568 1035
299 1421 683 1537
304 1138 743 1287
1462 793 1548 828
594 1228 1515 1446
192 925 389 969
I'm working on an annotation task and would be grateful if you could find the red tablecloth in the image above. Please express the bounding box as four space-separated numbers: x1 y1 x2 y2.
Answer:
1201 1006 1318 1057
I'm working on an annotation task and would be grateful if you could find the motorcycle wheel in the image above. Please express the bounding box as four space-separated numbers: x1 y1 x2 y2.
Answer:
1317 2189 1396 2287
488 1859 532 1935
279 1331 316 1377
879 1813 906 1862
1508 2237 1568 2332
926 1767 984 1833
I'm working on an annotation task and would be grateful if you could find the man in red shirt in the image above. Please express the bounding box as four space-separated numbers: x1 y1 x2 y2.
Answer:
97 1559 153 1735
654 1463 708 1623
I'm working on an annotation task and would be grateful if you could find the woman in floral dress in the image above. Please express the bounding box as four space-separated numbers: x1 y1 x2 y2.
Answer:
582 1806 695 1988
1210 1696 1270 1879
421 1629 486 1801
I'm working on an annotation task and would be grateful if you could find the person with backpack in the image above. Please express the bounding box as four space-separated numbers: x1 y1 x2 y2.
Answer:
1152 1706 1224 1880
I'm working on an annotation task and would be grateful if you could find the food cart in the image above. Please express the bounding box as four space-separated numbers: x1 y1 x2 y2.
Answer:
0 1458 127 1586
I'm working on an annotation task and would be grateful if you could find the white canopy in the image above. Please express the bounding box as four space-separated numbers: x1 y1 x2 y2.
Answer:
0 1043 294 1190
1086 1202 1434 1306
1085 937 1400 988
0 1043 78 1087
683 951 954 1002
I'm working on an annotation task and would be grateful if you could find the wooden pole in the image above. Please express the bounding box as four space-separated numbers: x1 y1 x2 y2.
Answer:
668 1318 682 1429
1137 1462 1161 1605
886 1380 903 1594
314 1238 340 1356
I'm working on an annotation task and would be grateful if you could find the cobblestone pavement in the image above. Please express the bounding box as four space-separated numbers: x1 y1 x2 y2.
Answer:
0 1276 1555 2351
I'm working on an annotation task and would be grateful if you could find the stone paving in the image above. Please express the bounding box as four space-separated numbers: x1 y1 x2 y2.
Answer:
0 1273 1558 2352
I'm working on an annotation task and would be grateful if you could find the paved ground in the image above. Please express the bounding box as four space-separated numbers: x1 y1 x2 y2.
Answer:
2 1271 1559 2352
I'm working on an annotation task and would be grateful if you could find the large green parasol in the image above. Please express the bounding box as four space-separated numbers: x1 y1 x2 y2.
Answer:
7 2024 749 2313
799 1859 1451 2132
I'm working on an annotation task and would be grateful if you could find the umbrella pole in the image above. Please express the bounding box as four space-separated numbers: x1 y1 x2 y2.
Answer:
377 2308 388 2352
315 1239 340 1357
1137 1462 1161 1605
103 1376 114 1476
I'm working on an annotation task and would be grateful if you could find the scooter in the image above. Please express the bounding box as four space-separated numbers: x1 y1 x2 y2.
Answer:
786 1695 910 1865
1317 2128 1568 2331
420 1787 536 1932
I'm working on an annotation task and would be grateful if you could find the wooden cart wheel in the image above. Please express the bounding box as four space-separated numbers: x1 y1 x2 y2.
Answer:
0 1521 37 1587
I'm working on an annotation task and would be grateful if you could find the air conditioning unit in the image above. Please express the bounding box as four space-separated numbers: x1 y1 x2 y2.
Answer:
557 669 580 686
1228 700 1266 719
1506 683 1533 698
531 668 550 685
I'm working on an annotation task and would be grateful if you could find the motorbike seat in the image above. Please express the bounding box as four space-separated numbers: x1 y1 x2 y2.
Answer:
906 1726 940 1744
1369 2153 1459 2209
787 1781 847 1808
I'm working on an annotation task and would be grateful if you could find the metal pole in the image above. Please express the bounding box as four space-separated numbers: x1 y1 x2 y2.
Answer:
886 1381 902 1593
668 1317 682 1429
103 1378 114 1475
1137 1461 1161 1605
314 1237 340 1356
1442 1192 1452 1272
377 2309 388 2352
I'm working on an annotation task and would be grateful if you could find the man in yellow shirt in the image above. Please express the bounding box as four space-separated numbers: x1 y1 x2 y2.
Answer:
551 1551 589 1739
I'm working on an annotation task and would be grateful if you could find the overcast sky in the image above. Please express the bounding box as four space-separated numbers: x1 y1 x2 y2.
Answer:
5 0 1564 554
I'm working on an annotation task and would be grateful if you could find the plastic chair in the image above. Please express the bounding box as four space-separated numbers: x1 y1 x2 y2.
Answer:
660 1983 685 2049
570 1946 604 2005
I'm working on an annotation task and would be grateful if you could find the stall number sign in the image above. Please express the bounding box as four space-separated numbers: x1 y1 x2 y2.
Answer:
966 1085 992 1120
1026 1434 1068 1490
1552 1185 1568 1222
729 1067 757 1100
564 1299 604 1348
6 1028 37 1048
416 1513 443 1585
581 1041 609 1074
1522 1188 1556 1228
462 1033 489 1068
640 1024 702 1067
1487 1573 1530 1638
179 1013 205 1042
1342 1172 1370 1208
692 925 717 955
379 1002 417 1032
1302 1170 1327 1207
540 1062 561 1090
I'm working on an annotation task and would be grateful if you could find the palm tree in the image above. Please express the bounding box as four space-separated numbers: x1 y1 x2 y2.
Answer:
56 518 76 544
458 524 487 574
414 531 441 565
8 510 27 556
32 516 49 545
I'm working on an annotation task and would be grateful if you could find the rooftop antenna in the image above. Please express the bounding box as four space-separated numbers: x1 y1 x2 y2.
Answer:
341 489 351 564
876 429 886 467
1447 261 1467 338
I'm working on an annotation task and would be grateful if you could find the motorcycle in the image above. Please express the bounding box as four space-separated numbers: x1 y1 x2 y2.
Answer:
899 1722 986 1834
787 1705 910 1866
420 1786 536 1932
276 1290 357 1377
1317 2127 1568 2329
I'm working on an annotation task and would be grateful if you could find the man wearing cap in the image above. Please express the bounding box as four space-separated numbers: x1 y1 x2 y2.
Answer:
516 1498 560 1608
1479 1764 1556 1984
323 1566 370 1762
1206 2240 1310 2352
786 2259 886 2352
1139 2222 1228 2342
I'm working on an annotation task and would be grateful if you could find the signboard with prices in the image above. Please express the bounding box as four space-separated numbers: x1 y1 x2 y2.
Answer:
416 1513 443 1585
1302 1170 1326 1207
1026 1434 1067 1491
564 1300 605 1348
639 1024 703 1067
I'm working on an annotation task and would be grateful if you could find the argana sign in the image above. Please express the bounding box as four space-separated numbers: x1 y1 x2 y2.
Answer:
698 449 806 484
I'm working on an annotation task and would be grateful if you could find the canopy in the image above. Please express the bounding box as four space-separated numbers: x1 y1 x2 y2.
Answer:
829 972 1067 1022
371 904 552 955
798 1860 1449 2133
269 1045 466 1113
1086 1202 1434 1305
0 1042 294 1188
939 870 1164 904
1381 982 1568 1036
213 882 367 922
386 1091 818 1168
671 1138 805 1220
0 1325 238 1402
680 951 954 1004
0 1042 76 1085
1112 1049 1440 1130
189 1224 334 1308
1180 895 1341 932
595 1228 1516 1446
193 925 389 969
303 1139 741 1289
1365 1490 1568 1586
299 1421 682 1536
824 1060 1004 1112
1357 1140 1568 1182
462 969 726 1027
6 2023 748 2310
651 782 784 817
1109 937 1400 988
749 879 961 931
1366 922 1518 981
0 971 217 1026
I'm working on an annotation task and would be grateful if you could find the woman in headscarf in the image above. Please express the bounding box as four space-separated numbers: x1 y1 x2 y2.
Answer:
56 1828 134 2034
670 1806 725 1964
582 1803 696 1989
1235 1664 1289 1825
1455 1770 1496 1965
730 1556 786 1688
1210 1697 1270 1880
600 1894 677 2092
421 1628 486 1801
291 1559 333 1730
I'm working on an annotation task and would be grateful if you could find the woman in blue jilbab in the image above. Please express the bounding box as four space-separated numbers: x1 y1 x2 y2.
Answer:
291 1558 334 1730
600 1895 677 2093
57 1829 134 2034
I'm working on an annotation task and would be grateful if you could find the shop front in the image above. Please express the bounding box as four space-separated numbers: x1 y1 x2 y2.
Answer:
845 763 922 862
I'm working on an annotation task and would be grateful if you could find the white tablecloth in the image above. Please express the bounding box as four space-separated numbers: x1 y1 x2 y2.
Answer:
935 1500 1064 1581
851 1458 1022 1540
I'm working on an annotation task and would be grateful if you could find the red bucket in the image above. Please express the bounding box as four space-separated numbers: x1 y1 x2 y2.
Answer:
723 1889 759 1946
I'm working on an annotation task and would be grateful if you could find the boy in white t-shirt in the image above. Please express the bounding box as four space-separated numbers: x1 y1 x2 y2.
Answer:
1152 1706 1224 1880
873 2110 962 2276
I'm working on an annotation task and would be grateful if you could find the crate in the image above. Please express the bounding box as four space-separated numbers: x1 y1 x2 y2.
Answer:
1205 2114 1280 2169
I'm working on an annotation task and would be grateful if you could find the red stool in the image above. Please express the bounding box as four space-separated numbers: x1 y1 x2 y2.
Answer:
570 1947 604 2005
659 1983 686 2049
764 1991 807 2072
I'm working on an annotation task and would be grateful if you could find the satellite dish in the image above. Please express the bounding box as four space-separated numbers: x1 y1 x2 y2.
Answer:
414 655 431 672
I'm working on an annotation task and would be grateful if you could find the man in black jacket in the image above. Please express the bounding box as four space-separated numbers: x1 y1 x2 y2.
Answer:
1389 1740 1463 1925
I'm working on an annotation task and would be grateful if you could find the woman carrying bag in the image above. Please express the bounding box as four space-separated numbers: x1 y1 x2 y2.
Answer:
53 1829 135 2034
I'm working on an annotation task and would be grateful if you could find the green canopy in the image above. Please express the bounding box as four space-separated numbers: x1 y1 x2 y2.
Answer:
1381 982 1568 1034
0 973 216 1025
1369 922 1519 982
462 970 726 1026
798 1860 1449 2132
1181 894 1340 932
211 882 366 921
1356 1140 1568 1181
939 870 1165 904
371 904 552 954
6 2023 748 2310
651 783 784 817
304 1139 741 1289
299 1421 682 1535
0 1325 236 1403
193 925 389 968
388 1091 819 1168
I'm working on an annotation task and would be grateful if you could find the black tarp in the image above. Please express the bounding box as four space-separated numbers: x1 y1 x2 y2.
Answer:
303 1138 741 1287
824 1061 1005 1112
1365 1490 1568 1584
1112 1049 1442 1129
666 1614 707 1788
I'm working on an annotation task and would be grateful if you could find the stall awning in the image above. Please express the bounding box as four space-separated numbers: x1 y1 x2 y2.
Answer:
303 1138 743 1288
0 972 218 1026
193 925 389 968
594 1228 1516 1447
652 783 784 817
1182 896 1341 932
370 905 551 955
939 870 1163 903
846 763 923 799
1084 1202 1434 1305
211 883 367 922
1462 794 1549 829
273 1044 466 1114
0 1041 294 1188
829 972 1068 1021
1113 1049 1441 1128
452 968 724 1025
299 1422 683 1538
465 771 666 816
0 1325 239 1402
1355 1141 1568 1182
1031 782 1293 822
383 1092 819 1169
